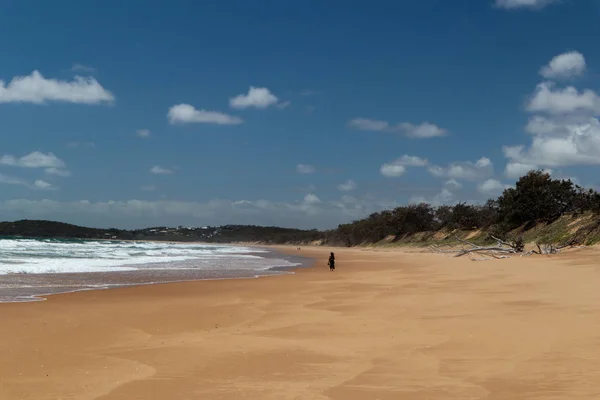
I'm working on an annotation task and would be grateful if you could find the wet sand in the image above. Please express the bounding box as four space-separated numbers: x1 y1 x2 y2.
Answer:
2 245 600 399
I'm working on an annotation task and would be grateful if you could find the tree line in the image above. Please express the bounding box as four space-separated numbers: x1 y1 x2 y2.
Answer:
323 170 600 247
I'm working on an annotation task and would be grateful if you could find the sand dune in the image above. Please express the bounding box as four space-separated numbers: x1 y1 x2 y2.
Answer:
2 246 600 399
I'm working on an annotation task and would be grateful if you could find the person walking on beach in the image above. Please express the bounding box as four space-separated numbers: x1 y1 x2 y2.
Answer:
328 252 335 271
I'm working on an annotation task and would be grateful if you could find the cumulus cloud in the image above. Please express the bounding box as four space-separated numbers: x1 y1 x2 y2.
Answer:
45 168 72 177
303 194 321 204
394 155 429 167
504 162 540 178
444 179 462 190
137 129 151 138
409 188 454 207
526 82 600 116
504 120 600 167
0 70 113 104
0 151 65 169
477 179 511 195
296 164 316 174
540 51 586 79
380 163 406 178
494 0 557 9
229 87 279 109
150 166 174 175
33 180 54 190
337 179 358 192
380 154 429 178
167 104 243 125
427 157 493 181
348 118 447 138
0 174 55 190
0 151 71 177
504 52 600 169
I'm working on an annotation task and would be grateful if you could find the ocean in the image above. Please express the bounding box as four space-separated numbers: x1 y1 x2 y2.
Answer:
0 238 306 303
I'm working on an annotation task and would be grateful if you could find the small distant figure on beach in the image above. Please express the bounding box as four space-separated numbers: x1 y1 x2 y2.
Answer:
328 252 335 271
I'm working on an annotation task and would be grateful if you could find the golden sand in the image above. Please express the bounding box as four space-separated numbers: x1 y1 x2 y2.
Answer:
2 245 600 399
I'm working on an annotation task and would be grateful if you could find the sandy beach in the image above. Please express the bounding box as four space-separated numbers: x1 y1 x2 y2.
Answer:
2 245 600 399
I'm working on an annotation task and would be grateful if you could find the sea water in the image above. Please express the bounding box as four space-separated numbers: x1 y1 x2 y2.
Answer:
0 238 304 303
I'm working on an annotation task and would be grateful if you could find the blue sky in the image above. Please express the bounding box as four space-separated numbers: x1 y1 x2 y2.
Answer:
0 0 599 229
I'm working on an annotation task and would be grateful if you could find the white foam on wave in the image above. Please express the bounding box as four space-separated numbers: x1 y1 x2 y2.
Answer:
0 239 291 275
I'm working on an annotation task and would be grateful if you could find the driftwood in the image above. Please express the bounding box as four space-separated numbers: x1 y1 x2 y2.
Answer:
444 234 520 259
520 239 583 257
432 234 584 261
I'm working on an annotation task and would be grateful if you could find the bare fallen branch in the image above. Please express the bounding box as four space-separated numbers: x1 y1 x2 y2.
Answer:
453 234 479 249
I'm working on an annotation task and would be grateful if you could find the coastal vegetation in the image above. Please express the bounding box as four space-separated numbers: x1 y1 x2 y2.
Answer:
324 170 600 247
2 171 600 248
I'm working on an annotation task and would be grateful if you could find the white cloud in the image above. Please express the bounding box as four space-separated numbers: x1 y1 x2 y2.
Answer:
380 163 406 178
348 118 389 131
504 52 600 169
504 117 600 167
396 122 448 138
427 157 493 181
137 129 151 138
45 168 72 177
494 0 557 9
526 82 600 115
71 64 96 73
141 185 156 191
0 174 55 190
229 87 279 109
540 51 586 79
395 155 429 167
33 180 54 190
337 179 358 192
296 164 316 174
348 118 447 138
409 188 454 206
525 115 570 136
504 162 540 178
0 70 113 104
380 154 428 178
0 151 66 169
303 194 321 204
150 166 174 175
444 179 462 190
510 128 600 166
477 179 511 196
167 104 243 125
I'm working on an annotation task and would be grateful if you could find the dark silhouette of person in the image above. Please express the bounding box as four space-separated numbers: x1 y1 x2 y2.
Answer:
328 252 335 271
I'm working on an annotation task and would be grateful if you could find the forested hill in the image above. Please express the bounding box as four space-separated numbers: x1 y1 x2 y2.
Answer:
3 171 600 247
0 219 323 244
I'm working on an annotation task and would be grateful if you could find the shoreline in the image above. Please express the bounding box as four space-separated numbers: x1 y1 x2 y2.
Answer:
0 242 315 304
